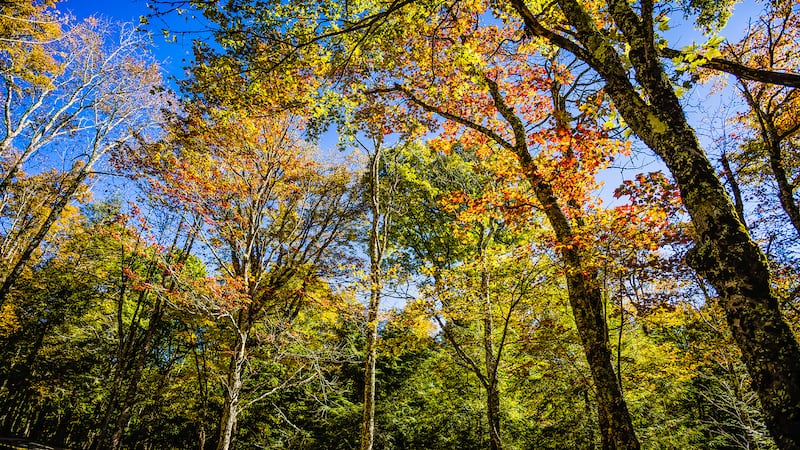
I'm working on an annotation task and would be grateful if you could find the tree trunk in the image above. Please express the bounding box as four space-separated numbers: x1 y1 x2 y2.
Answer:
486 380 502 450
479 233 503 450
360 288 380 450
767 138 800 238
361 145 386 450
719 152 747 228
567 262 638 450
216 314 249 450
612 38 800 450
640 114 800 450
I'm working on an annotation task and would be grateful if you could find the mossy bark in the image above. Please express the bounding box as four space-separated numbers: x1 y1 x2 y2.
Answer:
644 109 800 450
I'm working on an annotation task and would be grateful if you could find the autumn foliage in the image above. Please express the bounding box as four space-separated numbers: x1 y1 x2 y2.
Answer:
2 0 800 449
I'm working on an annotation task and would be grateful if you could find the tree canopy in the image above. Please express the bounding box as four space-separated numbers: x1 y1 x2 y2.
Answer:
1 0 799 449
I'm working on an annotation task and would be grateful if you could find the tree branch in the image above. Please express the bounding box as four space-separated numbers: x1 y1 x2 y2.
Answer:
369 84 516 150
661 47 800 88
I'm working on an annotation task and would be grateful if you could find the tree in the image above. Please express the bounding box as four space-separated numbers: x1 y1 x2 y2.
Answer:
0 18 166 309
717 0 799 235
0 200 193 448
365 46 638 446
711 0 800 327
0 203 100 443
88 205 199 450
126 103 360 450
390 143 555 450
0 0 63 89
502 1 800 446
357 135 400 450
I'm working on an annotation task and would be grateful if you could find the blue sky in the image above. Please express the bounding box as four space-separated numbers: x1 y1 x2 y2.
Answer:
57 0 200 80
58 0 145 22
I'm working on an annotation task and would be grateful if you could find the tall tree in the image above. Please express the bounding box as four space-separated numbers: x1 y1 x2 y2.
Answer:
0 18 166 308
89 207 198 450
367 46 639 446
126 103 359 450
356 135 401 450
390 143 553 450
502 1 800 446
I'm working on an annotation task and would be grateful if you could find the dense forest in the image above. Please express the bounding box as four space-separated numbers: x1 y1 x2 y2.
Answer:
1 0 799 448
